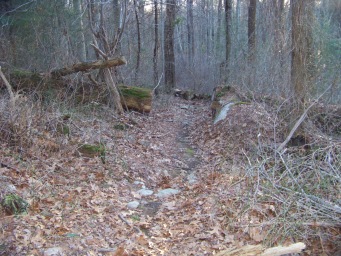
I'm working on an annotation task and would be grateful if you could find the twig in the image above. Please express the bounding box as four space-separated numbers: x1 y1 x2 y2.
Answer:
229 220 341 228
90 43 108 60
87 73 99 86
152 72 163 95
277 84 333 153
118 213 142 233
0 66 15 108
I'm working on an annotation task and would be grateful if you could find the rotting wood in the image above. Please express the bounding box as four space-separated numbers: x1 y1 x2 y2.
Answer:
119 85 152 113
216 242 306 256
50 56 127 77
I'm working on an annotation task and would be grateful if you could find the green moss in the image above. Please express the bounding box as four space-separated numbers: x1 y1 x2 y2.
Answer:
1 194 29 215
130 215 140 221
216 86 229 98
78 143 105 163
11 69 41 81
57 124 70 136
185 147 195 156
113 123 127 130
119 85 151 99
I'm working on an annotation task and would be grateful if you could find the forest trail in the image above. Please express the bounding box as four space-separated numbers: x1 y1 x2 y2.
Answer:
1 98 247 255
1 97 336 255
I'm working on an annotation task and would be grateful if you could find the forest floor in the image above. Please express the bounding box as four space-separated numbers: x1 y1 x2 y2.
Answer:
0 97 340 255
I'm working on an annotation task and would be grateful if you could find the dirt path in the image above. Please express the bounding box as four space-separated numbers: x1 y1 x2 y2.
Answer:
3 98 230 255
119 99 203 185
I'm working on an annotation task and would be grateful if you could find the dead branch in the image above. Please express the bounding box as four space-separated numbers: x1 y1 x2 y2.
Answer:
277 84 333 153
0 66 15 108
50 56 126 77
216 242 306 256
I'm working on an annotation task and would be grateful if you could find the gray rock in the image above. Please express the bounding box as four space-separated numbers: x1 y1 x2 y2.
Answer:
137 188 154 196
44 247 64 256
187 172 198 184
127 201 140 209
214 102 235 124
155 188 180 198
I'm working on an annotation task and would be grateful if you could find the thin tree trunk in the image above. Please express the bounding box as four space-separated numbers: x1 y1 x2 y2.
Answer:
134 0 141 84
273 0 285 85
153 0 159 87
187 0 194 67
104 68 124 114
73 0 87 61
113 0 121 53
248 0 257 63
236 0 241 43
216 0 222 56
164 0 176 93
291 0 314 107
224 0 232 80
86 0 123 114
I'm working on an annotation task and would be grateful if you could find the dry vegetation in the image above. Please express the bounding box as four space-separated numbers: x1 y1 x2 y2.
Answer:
0 89 340 255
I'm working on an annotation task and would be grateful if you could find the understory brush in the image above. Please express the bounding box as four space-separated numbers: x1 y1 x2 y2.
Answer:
243 132 340 252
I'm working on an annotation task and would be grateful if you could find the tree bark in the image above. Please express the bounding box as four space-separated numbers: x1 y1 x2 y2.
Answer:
51 56 127 77
133 0 141 84
103 68 124 114
224 0 232 81
73 0 87 61
153 0 159 87
291 0 314 107
248 0 257 63
164 0 176 93
290 0 315 136
187 0 194 67
216 0 222 56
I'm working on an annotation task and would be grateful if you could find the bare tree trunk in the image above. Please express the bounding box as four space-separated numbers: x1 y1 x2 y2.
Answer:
164 0 176 93
187 0 194 67
216 0 222 56
113 0 121 53
236 0 241 44
248 0 257 63
224 0 232 83
73 0 87 61
153 0 159 87
87 0 124 114
290 0 315 136
291 0 314 107
272 0 286 87
134 0 141 84
104 68 124 114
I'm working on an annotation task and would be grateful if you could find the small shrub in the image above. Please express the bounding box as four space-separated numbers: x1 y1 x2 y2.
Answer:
1 194 29 215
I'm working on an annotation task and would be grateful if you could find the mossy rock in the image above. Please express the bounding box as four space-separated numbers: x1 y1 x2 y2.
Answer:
78 143 105 163
118 85 152 113
1 194 29 215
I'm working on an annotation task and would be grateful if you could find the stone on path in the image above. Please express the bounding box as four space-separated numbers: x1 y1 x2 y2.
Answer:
155 188 180 198
187 172 198 184
44 247 64 256
127 201 140 209
137 188 154 196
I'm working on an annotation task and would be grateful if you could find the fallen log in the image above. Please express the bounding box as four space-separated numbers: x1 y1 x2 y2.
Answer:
50 56 127 77
216 242 306 256
119 85 152 114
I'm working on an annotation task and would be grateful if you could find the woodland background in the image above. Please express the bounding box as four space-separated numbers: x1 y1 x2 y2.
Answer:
0 0 340 255
0 0 340 100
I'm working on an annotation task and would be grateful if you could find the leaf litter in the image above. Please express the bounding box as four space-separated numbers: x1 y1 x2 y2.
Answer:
0 97 337 255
